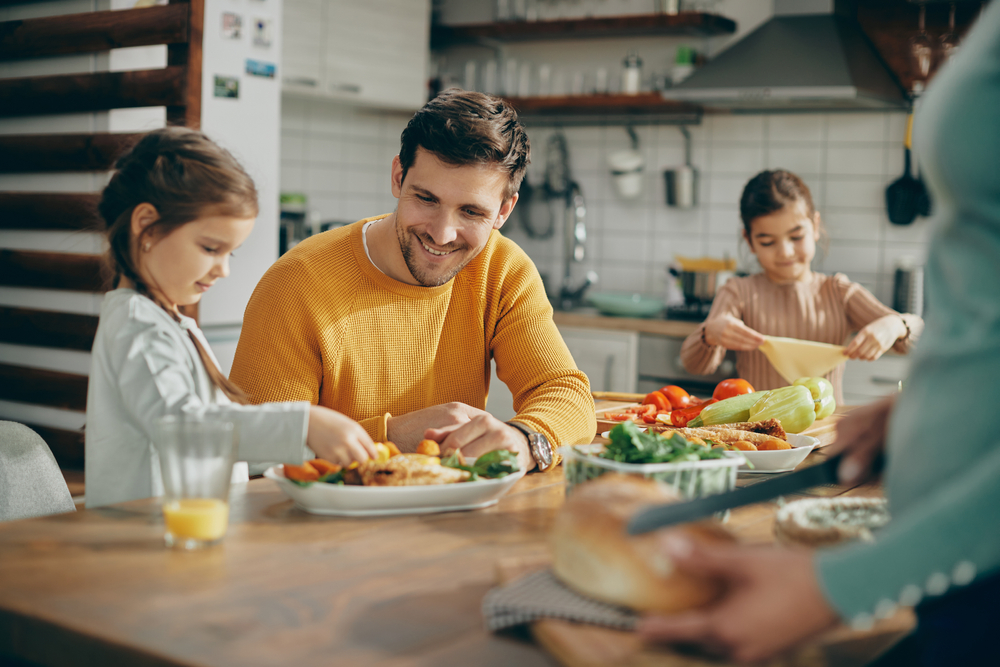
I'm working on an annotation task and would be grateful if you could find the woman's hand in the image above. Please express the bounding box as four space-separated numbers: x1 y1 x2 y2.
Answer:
638 536 839 664
826 393 895 485
425 414 534 473
306 405 377 466
845 315 907 361
703 314 766 351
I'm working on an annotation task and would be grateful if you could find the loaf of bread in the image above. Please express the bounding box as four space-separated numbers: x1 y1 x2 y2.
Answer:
550 474 735 613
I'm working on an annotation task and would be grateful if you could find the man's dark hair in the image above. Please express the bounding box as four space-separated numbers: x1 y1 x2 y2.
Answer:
398 88 530 201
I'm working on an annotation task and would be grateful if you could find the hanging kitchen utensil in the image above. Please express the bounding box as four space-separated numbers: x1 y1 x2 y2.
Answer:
664 125 698 208
885 114 929 226
608 125 644 199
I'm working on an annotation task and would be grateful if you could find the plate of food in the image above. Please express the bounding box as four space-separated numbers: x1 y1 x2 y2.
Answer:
264 441 526 516
610 419 820 474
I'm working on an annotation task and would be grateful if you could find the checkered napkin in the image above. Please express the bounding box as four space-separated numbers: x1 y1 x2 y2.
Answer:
482 569 638 632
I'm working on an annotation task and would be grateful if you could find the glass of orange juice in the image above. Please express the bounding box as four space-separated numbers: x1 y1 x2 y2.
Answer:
153 415 236 550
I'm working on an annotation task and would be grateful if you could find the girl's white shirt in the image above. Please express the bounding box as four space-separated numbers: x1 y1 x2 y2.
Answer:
85 289 310 508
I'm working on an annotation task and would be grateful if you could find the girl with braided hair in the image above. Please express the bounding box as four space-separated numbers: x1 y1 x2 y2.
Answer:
85 127 375 508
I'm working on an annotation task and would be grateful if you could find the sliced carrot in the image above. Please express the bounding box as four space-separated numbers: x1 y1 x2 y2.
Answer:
309 459 341 476
384 441 402 457
283 462 320 482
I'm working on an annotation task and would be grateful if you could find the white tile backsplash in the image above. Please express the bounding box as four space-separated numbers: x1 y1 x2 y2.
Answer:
280 108 930 307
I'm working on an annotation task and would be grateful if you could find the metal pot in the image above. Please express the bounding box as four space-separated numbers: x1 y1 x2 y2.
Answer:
669 268 718 304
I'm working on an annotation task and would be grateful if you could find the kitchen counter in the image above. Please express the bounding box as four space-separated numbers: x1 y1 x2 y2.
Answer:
553 310 701 339
0 407 910 667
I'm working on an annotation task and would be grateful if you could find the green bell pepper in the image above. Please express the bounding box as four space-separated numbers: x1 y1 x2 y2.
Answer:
793 376 837 420
688 390 770 428
748 385 816 433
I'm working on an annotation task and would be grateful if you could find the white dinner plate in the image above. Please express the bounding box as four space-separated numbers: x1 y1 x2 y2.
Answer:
263 462 526 516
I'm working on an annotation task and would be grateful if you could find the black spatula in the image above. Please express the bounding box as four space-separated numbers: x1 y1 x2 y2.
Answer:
886 114 930 226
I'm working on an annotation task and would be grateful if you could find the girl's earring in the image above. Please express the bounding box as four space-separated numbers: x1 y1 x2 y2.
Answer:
143 243 151 252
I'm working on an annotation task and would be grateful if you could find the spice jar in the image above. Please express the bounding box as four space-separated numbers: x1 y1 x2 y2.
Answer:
622 52 642 95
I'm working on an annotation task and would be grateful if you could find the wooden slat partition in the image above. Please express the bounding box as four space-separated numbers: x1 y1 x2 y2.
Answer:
167 0 203 127
0 364 89 411
0 5 189 61
0 133 141 174
23 422 85 470
0 249 105 292
0 67 185 118
0 192 102 230
0 307 99 351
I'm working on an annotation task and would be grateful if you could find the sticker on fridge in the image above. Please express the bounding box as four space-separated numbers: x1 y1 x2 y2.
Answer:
214 75 240 99
245 59 276 79
253 18 273 47
221 12 242 39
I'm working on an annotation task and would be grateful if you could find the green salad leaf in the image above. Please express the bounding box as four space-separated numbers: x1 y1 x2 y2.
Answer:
442 448 520 481
601 421 725 464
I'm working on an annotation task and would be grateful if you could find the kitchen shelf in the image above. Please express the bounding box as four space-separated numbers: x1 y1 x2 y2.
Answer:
430 12 737 48
503 93 702 125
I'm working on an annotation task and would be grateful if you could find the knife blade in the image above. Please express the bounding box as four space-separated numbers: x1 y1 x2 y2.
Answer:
626 455 843 535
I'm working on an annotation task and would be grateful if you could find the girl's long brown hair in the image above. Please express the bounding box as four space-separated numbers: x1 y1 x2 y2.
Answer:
99 127 257 404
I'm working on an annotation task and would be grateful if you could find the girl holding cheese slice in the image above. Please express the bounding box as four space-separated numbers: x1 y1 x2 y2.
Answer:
680 169 924 404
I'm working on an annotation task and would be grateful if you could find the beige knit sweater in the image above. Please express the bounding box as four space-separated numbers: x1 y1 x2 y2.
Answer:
680 272 923 404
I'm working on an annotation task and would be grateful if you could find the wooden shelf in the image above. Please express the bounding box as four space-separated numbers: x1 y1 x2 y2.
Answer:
431 12 736 48
503 93 701 124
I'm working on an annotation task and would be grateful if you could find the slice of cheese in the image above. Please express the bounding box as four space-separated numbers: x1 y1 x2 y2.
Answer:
759 335 848 384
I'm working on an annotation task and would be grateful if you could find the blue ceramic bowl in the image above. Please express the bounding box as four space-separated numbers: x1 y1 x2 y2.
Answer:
586 292 665 318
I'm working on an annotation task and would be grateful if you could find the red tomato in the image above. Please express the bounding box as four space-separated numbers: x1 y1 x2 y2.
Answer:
603 413 637 422
670 398 719 427
712 378 756 401
659 385 692 410
643 391 672 413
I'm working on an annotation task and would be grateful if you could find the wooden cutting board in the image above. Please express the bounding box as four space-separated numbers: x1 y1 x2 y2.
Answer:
495 557 913 667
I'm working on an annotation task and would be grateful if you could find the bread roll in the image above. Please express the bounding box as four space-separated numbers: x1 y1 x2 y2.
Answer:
550 474 735 613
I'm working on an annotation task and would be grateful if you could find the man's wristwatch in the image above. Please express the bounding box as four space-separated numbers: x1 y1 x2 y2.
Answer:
506 421 558 472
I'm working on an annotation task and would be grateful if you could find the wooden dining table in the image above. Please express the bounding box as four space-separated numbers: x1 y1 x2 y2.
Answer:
0 406 908 667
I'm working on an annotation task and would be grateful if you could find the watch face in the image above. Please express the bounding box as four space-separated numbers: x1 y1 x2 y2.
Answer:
529 433 553 468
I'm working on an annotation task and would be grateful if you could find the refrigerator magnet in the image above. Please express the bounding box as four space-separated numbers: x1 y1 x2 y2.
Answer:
245 59 276 79
214 76 240 99
253 18 272 47
221 12 242 39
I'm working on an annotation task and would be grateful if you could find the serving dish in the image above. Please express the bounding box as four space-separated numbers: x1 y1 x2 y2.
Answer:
559 444 744 499
263 462 527 516
724 433 820 473
586 292 665 318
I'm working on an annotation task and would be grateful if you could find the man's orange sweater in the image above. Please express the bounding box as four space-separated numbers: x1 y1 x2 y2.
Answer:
230 216 596 447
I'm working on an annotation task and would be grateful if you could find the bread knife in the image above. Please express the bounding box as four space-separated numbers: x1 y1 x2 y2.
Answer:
626 455 844 535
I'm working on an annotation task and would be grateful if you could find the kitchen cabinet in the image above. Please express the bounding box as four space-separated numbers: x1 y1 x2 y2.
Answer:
282 0 429 110
558 326 639 394
841 355 911 405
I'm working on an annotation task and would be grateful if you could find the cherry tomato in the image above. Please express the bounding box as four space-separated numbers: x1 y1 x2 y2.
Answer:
712 378 756 401
643 391 672 413
659 385 692 410
670 398 719 427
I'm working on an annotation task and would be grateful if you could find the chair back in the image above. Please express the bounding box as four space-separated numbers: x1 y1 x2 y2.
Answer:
0 421 76 522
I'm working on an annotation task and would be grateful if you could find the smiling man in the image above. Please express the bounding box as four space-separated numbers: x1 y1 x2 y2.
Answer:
230 89 596 472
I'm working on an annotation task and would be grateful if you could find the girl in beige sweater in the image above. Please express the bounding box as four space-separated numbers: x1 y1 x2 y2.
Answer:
681 170 923 404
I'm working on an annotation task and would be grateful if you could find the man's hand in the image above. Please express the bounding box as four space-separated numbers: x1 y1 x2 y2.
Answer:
306 405 377 466
638 536 839 664
703 314 766 351
424 413 534 473
827 393 895 485
385 402 483 451
845 314 908 361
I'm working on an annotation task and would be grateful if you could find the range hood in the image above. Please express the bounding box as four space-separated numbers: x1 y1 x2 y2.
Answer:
662 0 908 111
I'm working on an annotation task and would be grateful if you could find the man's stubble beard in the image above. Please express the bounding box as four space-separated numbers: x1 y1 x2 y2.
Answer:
395 213 472 287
